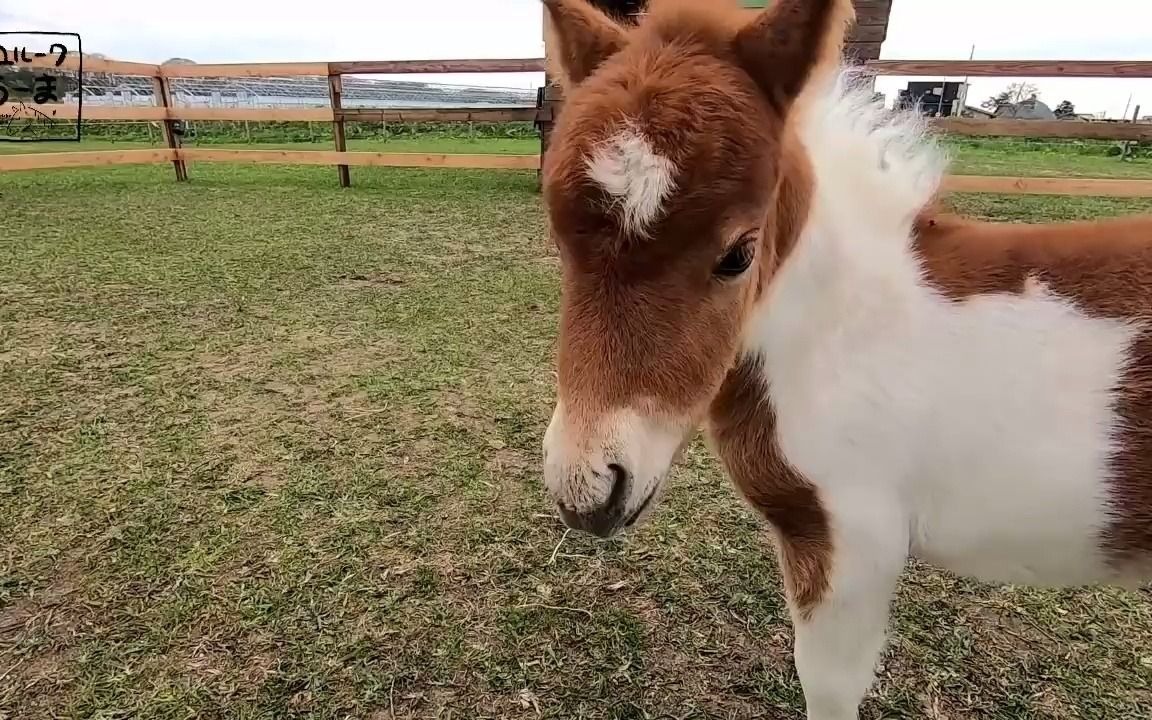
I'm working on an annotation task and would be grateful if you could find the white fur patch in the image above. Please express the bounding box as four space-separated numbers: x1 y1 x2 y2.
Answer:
746 66 1142 588
586 127 676 236
799 70 948 240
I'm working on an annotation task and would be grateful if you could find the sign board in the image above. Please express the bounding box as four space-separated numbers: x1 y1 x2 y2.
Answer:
0 32 84 142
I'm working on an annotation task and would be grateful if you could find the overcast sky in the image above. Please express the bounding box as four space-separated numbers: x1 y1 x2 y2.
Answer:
4 0 1149 118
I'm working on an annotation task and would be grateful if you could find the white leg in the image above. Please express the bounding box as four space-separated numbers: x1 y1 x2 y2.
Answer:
789 501 908 720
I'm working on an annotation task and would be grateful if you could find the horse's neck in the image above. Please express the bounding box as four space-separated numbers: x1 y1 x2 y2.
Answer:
761 72 945 302
728 73 961 427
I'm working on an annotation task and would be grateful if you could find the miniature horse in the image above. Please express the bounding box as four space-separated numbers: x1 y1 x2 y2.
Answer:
538 0 1152 717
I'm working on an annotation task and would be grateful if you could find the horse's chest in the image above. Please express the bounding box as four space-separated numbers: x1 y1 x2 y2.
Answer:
760 292 1139 585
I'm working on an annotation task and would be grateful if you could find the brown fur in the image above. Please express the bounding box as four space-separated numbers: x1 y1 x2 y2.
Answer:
544 2 785 424
542 0 629 88
708 356 832 619
734 0 855 110
704 124 832 618
542 0 854 614
913 211 1152 564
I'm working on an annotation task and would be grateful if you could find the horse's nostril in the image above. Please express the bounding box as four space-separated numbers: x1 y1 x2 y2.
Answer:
556 464 634 538
604 463 631 510
607 463 630 490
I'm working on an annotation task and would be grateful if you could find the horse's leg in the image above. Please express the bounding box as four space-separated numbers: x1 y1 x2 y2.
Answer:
787 502 907 720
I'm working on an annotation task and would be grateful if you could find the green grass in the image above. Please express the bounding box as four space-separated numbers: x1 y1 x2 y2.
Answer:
1 157 1151 719
947 142 1152 179
4 135 1151 179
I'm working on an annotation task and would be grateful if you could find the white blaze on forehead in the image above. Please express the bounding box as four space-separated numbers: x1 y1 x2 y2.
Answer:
585 126 676 236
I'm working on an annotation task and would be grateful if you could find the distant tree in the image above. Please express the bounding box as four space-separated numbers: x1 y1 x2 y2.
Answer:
981 90 1010 111
162 57 196 65
1054 100 1077 118
981 82 1041 111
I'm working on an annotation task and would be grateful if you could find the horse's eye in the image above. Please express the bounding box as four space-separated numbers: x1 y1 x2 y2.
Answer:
714 237 756 278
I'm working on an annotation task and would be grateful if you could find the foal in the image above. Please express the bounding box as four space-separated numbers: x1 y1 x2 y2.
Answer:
539 0 1152 718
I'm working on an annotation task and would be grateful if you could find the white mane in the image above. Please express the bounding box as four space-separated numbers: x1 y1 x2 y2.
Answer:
747 65 954 338
797 67 949 240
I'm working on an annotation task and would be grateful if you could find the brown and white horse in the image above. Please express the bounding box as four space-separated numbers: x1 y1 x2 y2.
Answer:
538 0 1152 717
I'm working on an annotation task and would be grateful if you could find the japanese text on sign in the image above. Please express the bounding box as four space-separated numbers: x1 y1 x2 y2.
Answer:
0 32 83 142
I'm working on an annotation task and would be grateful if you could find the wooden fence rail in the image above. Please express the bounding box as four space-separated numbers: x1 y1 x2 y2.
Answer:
2 56 1150 196
864 60 1152 78
0 104 546 124
8 104 1149 141
179 149 541 169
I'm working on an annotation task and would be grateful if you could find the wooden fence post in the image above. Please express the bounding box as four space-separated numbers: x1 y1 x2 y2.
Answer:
153 73 188 181
535 79 561 192
327 68 351 188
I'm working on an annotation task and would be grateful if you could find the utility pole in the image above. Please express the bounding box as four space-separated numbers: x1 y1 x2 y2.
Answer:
955 44 975 116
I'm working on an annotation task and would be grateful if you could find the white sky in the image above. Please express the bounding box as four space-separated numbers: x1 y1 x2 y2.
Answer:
3 0 1150 118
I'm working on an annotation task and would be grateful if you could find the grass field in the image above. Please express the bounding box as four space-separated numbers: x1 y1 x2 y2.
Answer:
2 145 1152 719
4 134 1151 180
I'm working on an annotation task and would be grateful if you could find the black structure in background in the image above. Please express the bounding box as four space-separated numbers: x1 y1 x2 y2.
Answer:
897 81 966 117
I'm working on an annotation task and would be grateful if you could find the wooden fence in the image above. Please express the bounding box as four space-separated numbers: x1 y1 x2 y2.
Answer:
2 55 1151 196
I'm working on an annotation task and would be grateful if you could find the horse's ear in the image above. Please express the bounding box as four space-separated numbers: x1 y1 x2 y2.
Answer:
542 0 628 89
733 0 855 110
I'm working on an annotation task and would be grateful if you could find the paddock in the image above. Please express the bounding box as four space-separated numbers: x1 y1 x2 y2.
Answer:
3 3 1152 718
